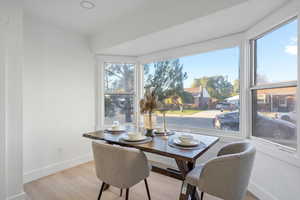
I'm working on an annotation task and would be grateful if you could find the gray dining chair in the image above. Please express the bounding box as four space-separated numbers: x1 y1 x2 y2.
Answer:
185 142 256 200
92 141 151 200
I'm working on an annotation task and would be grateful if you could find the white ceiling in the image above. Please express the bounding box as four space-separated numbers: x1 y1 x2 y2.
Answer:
24 0 289 56
24 0 148 35
97 0 289 56
24 0 247 36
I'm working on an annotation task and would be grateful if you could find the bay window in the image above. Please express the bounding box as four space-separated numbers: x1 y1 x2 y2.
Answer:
251 18 298 148
96 16 298 152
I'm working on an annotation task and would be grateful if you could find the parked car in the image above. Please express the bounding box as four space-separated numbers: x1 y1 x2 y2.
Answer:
213 111 239 131
213 111 296 139
276 111 296 124
215 102 236 111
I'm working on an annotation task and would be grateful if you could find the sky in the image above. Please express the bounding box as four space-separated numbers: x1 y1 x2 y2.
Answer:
146 19 298 88
180 47 239 88
256 19 298 84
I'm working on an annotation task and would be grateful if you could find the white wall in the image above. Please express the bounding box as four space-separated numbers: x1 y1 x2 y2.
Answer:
23 16 95 183
0 20 7 200
0 0 25 200
249 149 300 200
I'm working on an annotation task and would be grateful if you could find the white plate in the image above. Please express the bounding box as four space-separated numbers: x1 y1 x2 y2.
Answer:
122 135 147 142
106 128 125 132
155 129 170 134
173 138 200 147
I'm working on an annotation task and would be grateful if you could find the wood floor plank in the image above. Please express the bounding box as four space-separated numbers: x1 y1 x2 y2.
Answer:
24 162 258 200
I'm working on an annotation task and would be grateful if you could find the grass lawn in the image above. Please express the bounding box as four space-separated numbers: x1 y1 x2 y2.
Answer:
157 110 202 115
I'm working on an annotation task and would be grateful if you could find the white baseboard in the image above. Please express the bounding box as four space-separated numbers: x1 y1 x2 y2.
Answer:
248 182 278 200
23 153 93 183
7 192 27 200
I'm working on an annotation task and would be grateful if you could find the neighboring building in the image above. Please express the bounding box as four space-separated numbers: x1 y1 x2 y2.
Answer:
256 87 296 112
184 86 211 109
226 95 239 107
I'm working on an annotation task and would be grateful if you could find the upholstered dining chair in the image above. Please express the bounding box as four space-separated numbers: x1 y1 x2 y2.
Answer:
92 141 151 200
185 142 256 200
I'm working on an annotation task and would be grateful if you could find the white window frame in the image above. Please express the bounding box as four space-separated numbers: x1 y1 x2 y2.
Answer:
0 27 6 200
244 0 300 167
95 55 141 130
278 96 288 107
249 17 298 152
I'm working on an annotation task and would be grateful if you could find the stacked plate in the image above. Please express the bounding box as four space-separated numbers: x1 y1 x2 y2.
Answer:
154 129 174 136
120 132 150 143
122 134 148 142
105 127 126 133
172 134 200 147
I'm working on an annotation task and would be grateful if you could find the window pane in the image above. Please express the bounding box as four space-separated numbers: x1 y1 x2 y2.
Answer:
255 19 298 85
104 63 135 93
104 94 134 126
252 87 297 148
144 47 240 133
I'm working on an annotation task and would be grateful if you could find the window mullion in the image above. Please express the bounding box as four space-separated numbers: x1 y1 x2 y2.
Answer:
97 60 105 130
135 62 142 129
250 81 297 90
297 16 300 155
241 40 252 139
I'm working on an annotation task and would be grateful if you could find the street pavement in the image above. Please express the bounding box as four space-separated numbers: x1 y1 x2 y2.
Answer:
156 110 227 130
162 110 226 118
157 116 214 130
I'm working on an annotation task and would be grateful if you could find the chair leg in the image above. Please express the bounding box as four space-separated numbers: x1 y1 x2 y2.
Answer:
200 191 204 200
97 182 105 200
144 179 151 200
120 189 123 196
125 188 129 200
191 186 196 200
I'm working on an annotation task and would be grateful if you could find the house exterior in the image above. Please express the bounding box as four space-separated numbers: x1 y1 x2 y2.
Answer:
184 86 211 109
256 87 296 112
226 95 240 107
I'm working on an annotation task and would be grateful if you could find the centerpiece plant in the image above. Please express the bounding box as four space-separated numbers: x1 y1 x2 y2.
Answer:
140 88 158 136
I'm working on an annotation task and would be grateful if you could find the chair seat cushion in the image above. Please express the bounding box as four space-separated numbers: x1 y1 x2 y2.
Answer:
185 165 203 186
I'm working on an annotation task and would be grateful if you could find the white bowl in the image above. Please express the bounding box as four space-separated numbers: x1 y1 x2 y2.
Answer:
156 128 164 132
127 132 142 140
111 125 120 130
156 128 168 133
178 134 194 143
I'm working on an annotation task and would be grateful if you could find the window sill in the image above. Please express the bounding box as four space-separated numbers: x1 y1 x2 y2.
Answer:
248 136 300 168
189 129 300 168
173 128 243 141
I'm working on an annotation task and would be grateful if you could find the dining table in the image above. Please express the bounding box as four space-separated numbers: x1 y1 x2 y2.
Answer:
83 130 219 200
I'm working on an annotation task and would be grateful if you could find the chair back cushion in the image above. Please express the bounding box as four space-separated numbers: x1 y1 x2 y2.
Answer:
92 141 150 188
199 142 256 200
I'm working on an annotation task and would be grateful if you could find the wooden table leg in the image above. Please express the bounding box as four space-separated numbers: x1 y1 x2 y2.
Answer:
176 160 200 200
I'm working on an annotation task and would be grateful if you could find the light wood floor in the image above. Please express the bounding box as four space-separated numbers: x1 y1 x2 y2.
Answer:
25 162 258 200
